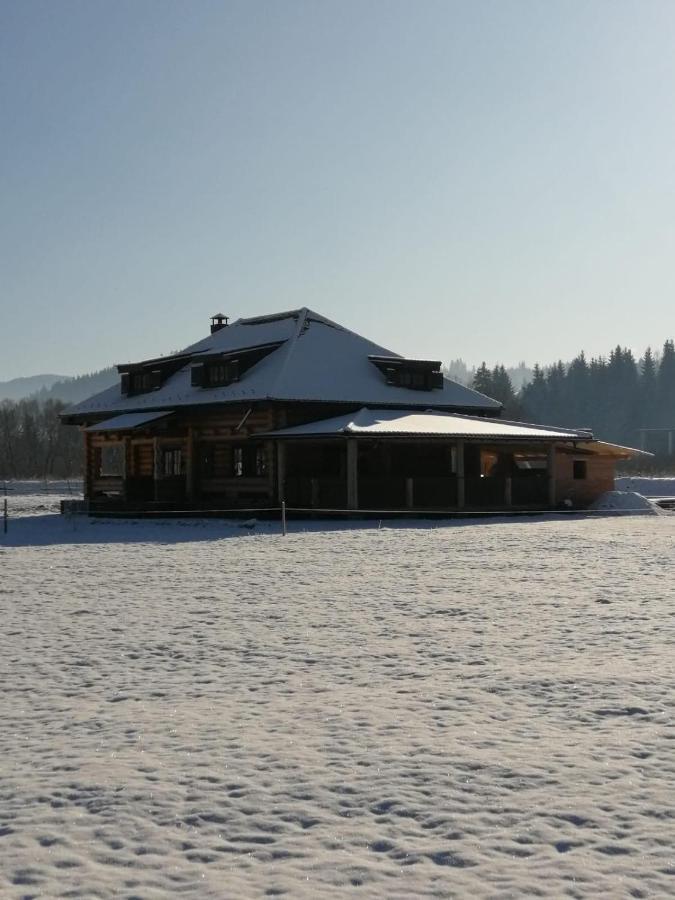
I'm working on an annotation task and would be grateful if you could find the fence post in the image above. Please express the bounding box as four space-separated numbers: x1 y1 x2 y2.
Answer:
281 500 287 536
405 477 414 509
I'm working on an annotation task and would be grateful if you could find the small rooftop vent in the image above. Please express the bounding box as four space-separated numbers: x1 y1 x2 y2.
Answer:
211 313 229 334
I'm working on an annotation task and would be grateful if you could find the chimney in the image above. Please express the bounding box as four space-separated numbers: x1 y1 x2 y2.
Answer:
210 313 229 334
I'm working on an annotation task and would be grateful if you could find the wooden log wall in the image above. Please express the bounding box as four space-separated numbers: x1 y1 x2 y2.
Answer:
186 406 277 502
85 431 126 498
130 441 154 477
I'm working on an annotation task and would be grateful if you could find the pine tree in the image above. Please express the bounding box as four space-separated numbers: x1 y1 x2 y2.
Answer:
566 352 590 427
472 363 494 398
520 364 548 423
639 347 657 428
545 361 566 423
657 339 675 428
490 366 513 404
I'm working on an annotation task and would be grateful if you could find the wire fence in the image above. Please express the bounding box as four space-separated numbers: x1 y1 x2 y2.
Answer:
1 478 82 495
1 487 669 536
60 499 667 522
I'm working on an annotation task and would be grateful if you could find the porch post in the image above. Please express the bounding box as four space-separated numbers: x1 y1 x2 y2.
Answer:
185 427 195 503
276 442 286 503
346 439 358 510
122 436 129 502
504 476 512 507
547 444 556 507
83 430 93 500
456 440 465 509
153 437 160 502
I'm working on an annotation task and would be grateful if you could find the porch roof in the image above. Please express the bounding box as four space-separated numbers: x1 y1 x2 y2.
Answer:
575 440 652 459
263 408 591 441
85 410 174 432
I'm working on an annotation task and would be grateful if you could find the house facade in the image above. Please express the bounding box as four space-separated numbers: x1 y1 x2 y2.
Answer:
62 309 642 513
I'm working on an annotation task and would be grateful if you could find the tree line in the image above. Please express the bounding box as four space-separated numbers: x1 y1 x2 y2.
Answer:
0 398 83 479
472 339 675 453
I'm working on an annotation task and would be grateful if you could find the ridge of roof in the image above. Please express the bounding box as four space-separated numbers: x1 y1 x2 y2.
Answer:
259 308 310 401
236 307 347 330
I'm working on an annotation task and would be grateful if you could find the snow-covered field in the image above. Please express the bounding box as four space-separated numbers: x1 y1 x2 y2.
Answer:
0 480 83 519
1 488 675 898
616 475 675 497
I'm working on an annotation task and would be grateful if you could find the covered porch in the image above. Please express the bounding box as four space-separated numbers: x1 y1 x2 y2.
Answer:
276 436 556 512
268 407 645 513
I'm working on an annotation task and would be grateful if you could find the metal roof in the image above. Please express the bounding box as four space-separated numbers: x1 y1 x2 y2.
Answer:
263 408 591 440
85 411 173 431
65 308 501 420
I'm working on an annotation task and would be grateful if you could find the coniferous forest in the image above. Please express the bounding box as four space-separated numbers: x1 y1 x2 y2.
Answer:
471 340 675 462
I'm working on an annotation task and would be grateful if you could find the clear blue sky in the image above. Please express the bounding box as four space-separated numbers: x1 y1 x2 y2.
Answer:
2 0 674 380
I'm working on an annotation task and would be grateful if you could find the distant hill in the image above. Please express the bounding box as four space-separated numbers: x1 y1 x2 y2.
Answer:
0 374 68 402
30 368 119 405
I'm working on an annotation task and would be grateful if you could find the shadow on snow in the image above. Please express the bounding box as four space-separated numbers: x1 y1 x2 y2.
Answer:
0 511 601 548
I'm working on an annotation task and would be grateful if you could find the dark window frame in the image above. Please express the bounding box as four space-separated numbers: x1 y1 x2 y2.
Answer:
232 443 267 478
573 460 587 480
206 360 239 387
98 444 125 477
162 448 183 477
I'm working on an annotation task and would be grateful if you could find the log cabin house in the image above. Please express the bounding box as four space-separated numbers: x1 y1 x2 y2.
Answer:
62 308 644 513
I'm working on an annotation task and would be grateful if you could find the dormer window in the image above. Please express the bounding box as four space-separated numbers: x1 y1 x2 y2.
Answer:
369 355 444 391
120 368 162 396
190 342 283 390
200 360 240 387
118 352 195 397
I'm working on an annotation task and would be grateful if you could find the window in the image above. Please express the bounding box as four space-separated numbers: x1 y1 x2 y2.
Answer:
99 445 124 477
232 444 267 477
387 367 438 390
370 356 443 391
573 460 587 480
121 369 162 395
513 452 547 472
206 361 239 387
255 446 267 477
162 448 183 477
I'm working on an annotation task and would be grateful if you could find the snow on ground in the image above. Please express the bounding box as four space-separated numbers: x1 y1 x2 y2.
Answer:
616 475 675 497
1 480 83 518
589 491 661 513
1 490 675 898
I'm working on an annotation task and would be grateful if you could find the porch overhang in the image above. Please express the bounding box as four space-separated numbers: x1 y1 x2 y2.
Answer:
262 407 591 443
85 411 174 432
573 440 653 460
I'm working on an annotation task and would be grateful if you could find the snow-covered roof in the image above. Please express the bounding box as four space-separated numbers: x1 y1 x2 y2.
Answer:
264 408 591 440
85 411 173 431
576 440 652 459
65 308 500 419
